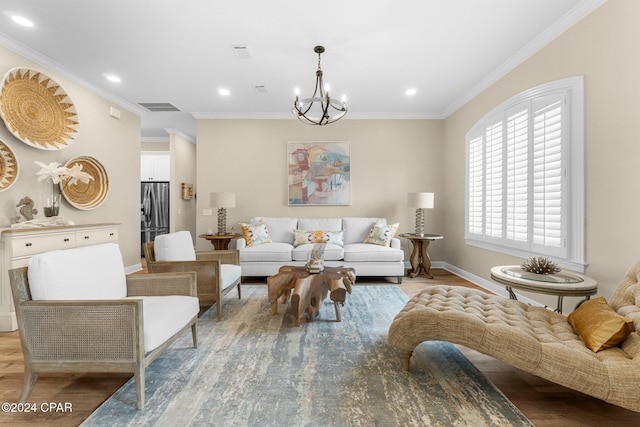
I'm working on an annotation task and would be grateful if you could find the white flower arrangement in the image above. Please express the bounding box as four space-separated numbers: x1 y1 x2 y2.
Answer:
35 161 94 187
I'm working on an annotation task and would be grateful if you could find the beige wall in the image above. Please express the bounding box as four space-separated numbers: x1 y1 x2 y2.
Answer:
195 119 444 254
0 45 141 269
442 0 640 310
169 132 197 239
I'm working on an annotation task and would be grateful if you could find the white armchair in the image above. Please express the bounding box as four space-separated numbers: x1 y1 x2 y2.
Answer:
144 231 242 320
9 242 199 409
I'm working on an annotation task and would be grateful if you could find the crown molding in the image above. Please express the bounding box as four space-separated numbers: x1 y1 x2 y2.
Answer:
0 32 148 116
442 0 606 118
164 128 196 144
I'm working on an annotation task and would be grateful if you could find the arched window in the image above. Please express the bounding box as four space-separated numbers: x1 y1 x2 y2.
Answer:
465 77 585 271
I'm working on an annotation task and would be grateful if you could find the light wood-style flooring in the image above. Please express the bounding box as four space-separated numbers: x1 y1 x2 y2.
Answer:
1 269 639 426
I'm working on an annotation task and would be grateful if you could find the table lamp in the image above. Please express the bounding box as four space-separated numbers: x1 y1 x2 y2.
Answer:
408 192 434 236
210 192 235 235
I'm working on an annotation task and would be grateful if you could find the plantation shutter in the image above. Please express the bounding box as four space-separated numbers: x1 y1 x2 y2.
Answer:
532 95 564 255
484 122 503 238
468 135 484 235
505 105 529 243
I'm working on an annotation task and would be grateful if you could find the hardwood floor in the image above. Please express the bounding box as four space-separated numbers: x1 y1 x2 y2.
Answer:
1 269 639 426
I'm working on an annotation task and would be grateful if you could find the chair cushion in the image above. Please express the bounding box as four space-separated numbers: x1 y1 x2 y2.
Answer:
343 243 404 262
220 264 242 289
154 231 196 261
252 217 297 244
239 242 294 262
28 243 126 300
342 217 386 245
292 243 345 261
124 295 198 352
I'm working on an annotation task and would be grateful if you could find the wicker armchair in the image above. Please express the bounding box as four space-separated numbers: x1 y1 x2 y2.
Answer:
9 244 199 410
144 238 241 321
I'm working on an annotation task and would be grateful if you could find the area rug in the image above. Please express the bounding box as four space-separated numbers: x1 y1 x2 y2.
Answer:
82 285 533 427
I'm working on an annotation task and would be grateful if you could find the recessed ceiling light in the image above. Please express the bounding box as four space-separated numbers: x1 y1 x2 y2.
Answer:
11 15 34 27
405 89 417 96
104 74 121 83
218 88 230 96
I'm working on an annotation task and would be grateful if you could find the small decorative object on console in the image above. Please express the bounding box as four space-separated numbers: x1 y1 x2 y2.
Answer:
306 243 326 273
521 256 562 275
14 196 37 223
35 160 94 217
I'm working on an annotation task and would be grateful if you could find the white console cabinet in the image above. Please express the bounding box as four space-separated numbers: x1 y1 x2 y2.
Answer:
0 223 119 331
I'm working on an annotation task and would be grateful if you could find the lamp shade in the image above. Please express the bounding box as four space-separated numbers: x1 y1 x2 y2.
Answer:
408 192 434 209
210 192 236 208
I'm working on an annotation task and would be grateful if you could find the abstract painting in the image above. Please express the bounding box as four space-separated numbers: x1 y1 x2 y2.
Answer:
287 141 351 205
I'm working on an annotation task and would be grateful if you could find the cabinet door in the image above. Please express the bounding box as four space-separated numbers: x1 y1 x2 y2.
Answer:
141 156 155 181
141 153 170 181
152 156 170 181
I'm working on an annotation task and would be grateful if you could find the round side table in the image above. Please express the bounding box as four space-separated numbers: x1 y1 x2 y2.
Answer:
199 233 240 250
398 233 443 279
490 265 597 313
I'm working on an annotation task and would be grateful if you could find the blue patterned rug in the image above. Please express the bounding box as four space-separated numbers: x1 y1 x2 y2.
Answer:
82 285 532 426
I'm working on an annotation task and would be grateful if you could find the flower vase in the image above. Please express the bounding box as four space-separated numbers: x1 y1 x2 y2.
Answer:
43 183 61 217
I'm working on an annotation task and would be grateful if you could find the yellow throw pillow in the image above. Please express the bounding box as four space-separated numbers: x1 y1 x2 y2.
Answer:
567 297 634 352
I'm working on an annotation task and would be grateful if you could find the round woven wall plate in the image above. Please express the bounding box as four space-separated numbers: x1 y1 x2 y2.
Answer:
0 139 18 192
61 156 109 210
0 67 79 150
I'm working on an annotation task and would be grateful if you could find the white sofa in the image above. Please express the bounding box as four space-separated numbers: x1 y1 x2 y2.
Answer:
235 217 405 283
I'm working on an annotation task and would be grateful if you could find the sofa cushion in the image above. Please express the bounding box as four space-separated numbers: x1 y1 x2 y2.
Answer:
343 243 404 262
343 217 386 245
292 243 345 261
293 229 344 247
154 231 196 261
364 222 399 247
252 217 297 244
124 295 198 352
298 218 342 231
567 297 634 352
28 243 127 300
239 242 293 262
241 221 272 247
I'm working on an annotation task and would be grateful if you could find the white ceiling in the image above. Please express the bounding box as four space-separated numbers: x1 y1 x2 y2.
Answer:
0 0 603 141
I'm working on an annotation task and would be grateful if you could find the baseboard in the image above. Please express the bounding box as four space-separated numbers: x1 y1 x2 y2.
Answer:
0 312 18 332
126 263 143 274
433 261 544 308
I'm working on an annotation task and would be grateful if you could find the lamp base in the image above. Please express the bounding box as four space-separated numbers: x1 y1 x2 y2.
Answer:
414 208 425 236
217 207 227 235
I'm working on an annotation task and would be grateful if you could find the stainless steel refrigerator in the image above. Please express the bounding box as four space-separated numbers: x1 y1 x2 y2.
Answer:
141 181 169 256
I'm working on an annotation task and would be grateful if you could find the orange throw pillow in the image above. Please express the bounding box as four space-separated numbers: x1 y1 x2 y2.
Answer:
567 297 634 352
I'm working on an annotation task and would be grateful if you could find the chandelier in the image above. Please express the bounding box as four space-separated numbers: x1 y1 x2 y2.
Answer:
292 45 347 125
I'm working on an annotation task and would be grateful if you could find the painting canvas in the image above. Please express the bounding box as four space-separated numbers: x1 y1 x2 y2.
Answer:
288 141 351 205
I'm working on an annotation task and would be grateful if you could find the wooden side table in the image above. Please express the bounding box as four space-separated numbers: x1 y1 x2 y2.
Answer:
399 233 443 279
199 233 240 250
490 265 598 313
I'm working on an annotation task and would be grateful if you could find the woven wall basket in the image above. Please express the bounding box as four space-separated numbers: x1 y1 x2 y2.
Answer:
0 139 18 191
0 67 79 150
61 156 109 210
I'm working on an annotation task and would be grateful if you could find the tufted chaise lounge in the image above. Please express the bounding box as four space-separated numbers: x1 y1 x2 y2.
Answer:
388 261 640 412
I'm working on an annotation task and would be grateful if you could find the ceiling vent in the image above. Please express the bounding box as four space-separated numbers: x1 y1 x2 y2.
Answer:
139 102 181 112
253 85 267 94
231 44 252 60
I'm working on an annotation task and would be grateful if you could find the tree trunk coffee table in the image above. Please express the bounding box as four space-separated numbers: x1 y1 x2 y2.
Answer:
267 266 356 326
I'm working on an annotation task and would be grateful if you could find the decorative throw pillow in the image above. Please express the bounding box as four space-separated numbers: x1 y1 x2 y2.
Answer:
240 221 272 247
567 297 634 352
364 222 399 247
293 229 344 247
